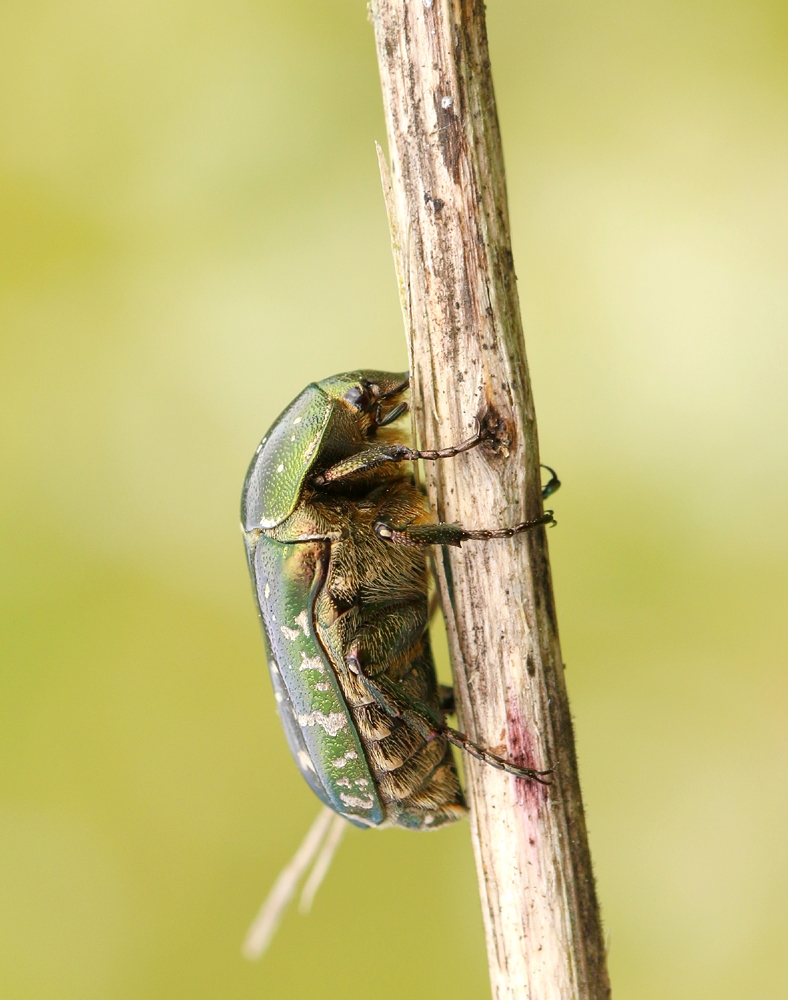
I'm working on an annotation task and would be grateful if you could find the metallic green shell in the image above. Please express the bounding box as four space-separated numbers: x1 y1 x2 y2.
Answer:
246 532 385 827
241 385 333 531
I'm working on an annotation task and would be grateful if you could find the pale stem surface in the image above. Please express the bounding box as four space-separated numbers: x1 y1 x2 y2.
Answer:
371 2 610 998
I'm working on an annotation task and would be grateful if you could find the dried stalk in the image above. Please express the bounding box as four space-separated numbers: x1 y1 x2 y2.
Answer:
370 2 610 998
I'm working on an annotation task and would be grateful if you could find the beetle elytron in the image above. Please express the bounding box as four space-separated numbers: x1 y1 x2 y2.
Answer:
241 371 559 833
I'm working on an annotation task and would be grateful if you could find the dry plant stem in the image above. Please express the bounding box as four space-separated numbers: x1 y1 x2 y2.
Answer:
370 3 610 999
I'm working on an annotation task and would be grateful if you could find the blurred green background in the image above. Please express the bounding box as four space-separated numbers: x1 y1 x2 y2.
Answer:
1 1 786 997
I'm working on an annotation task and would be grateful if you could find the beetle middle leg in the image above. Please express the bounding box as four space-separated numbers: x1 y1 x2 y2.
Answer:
345 649 552 785
374 510 555 548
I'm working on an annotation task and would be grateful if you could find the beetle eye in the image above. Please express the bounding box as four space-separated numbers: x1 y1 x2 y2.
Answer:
343 384 372 411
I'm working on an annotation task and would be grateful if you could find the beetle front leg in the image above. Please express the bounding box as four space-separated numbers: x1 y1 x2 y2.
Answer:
374 510 556 548
345 652 553 784
313 423 490 486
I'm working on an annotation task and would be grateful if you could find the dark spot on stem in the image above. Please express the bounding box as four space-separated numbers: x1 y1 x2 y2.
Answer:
478 403 512 456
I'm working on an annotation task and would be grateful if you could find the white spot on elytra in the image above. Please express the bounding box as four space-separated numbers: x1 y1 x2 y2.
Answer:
340 792 374 810
424 814 435 826
293 417 301 425
299 652 324 674
304 437 318 461
264 582 270 599
295 610 310 635
354 778 369 788
330 750 358 768
291 435 296 441
297 750 316 773
336 777 351 788
298 711 347 736
276 463 284 473
315 682 330 692
441 95 452 109
280 625 299 641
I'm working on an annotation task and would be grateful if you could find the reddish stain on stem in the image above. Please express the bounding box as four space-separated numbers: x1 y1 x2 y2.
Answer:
506 703 550 810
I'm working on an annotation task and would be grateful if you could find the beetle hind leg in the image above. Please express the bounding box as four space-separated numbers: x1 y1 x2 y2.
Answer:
346 653 553 784
443 727 553 783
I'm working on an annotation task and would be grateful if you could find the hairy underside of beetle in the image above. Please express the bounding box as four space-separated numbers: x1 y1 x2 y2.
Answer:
287 471 467 829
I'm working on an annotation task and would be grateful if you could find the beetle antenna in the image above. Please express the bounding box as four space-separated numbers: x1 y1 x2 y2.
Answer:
298 814 347 914
242 807 334 960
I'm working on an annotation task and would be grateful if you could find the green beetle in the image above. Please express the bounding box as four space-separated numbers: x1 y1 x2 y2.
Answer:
241 370 559 833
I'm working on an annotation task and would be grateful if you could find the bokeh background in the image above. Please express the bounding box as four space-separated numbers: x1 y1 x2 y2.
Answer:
2 1 786 998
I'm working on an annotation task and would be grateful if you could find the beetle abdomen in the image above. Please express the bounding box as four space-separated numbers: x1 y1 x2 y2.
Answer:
315 477 467 830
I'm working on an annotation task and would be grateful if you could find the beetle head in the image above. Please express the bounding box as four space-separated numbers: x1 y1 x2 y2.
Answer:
317 371 409 436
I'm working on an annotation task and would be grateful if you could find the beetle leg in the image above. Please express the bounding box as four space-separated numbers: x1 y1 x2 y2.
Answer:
374 510 555 548
345 653 552 784
313 422 489 486
443 727 554 783
541 464 561 500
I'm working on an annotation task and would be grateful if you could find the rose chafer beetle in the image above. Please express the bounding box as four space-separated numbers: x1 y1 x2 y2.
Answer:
241 370 560 835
